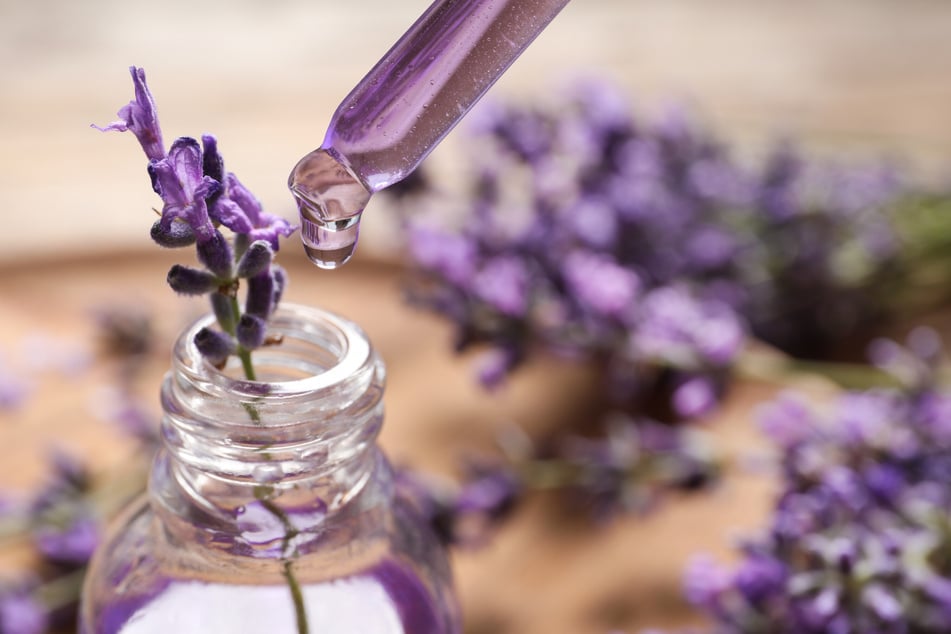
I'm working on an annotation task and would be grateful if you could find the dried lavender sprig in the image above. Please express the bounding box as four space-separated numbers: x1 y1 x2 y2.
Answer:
95 66 297 380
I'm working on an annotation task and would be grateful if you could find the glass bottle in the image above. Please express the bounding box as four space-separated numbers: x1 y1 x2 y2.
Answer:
80 304 460 634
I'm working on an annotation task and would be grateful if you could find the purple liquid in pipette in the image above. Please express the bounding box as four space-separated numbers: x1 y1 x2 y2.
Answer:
288 0 571 268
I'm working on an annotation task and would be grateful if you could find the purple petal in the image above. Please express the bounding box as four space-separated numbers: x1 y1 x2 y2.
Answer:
672 375 717 419
92 66 165 160
224 172 264 225
249 215 296 252
0 592 48 634
408 226 477 286
201 134 224 183
168 137 205 198
683 554 731 609
211 198 254 235
472 257 529 317
34 514 99 565
562 251 639 318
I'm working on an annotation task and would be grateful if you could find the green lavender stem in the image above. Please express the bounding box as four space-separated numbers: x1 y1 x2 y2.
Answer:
255 489 309 634
735 344 902 390
283 560 310 634
226 288 307 633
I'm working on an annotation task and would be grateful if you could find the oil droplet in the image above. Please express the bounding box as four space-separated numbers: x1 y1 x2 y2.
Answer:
299 212 361 270
288 148 372 270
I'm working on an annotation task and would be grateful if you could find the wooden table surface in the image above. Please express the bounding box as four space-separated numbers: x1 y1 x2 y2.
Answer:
0 247 796 633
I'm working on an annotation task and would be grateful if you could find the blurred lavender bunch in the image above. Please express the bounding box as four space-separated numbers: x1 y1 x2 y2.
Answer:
396 77 905 418
397 415 719 543
0 452 98 634
0 308 159 633
679 328 951 634
94 67 296 379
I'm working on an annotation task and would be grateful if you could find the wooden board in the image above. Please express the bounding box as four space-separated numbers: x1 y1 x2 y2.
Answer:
0 248 794 633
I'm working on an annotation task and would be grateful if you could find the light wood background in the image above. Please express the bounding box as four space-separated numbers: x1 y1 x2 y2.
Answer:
0 250 793 633
2 0 951 262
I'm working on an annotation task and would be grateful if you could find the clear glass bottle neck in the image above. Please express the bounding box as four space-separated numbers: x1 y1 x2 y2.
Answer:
156 303 386 517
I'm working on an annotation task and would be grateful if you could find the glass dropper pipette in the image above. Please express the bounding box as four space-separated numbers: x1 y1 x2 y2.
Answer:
288 0 571 268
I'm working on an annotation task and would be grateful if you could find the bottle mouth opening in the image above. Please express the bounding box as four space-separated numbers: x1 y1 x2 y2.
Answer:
176 303 374 401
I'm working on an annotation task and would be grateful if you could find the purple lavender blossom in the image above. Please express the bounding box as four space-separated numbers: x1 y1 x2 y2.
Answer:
0 589 48 634
396 462 521 548
632 286 743 368
672 376 717 419
667 333 951 633
471 256 531 318
562 251 640 319
558 417 718 519
34 513 99 566
29 451 101 567
393 76 907 421
149 137 219 243
92 66 164 160
212 173 295 252
97 67 297 373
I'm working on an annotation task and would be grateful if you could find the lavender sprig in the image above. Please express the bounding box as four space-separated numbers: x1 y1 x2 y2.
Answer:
96 66 307 634
95 66 296 380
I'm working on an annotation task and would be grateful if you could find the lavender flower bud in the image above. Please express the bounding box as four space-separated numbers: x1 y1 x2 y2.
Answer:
236 240 273 279
245 271 274 319
34 513 100 565
202 134 224 209
147 161 162 195
475 347 518 390
194 327 235 366
166 264 218 296
210 291 236 333
150 218 196 248
271 265 287 309
236 314 266 350
201 134 224 183
196 230 233 278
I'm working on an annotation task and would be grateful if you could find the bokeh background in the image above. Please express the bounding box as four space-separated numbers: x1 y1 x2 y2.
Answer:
2 1 951 633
